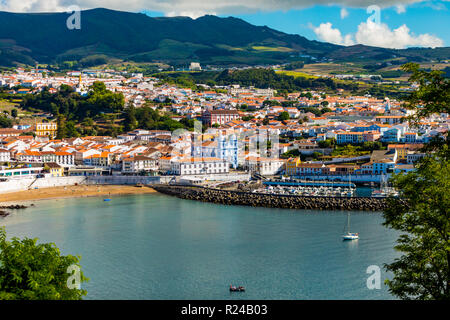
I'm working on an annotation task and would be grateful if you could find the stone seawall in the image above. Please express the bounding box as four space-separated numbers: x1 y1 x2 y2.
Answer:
153 185 389 211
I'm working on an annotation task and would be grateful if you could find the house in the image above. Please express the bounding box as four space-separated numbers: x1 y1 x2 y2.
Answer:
170 157 229 175
0 128 22 137
35 122 58 138
202 110 240 127
84 152 113 167
375 115 404 125
360 149 398 174
243 156 285 176
336 131 364 144
47 162 64 177
406 151 426 164
0 148 10 162
54 152 75 166
289 163 326 176
285 158 301 176
382 127 402 143
122 156 158 173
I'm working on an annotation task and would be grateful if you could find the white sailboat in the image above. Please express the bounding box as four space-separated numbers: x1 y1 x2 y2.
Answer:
342 212 359 240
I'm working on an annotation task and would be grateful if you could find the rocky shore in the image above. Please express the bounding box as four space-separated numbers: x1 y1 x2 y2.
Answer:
0 204 29 218
153 185 389 211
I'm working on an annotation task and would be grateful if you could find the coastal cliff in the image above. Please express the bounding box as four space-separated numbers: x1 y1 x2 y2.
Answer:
153 185 389 211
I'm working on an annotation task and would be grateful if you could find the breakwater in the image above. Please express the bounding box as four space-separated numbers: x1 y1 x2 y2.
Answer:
153 185 389 211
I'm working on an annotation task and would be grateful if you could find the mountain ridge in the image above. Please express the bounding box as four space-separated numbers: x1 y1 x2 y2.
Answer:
0 8 448 67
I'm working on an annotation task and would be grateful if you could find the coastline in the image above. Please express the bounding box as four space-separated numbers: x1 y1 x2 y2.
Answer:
0 184 157 205
153 184 389 211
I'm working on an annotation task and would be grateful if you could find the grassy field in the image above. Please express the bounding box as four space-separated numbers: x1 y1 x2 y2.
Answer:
301 63 366 76
251 46 294 52
0 99 21 113
275 70 318 79
0 99 47 125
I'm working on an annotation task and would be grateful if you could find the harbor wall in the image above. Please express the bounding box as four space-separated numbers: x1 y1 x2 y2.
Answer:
152 185 390 212
0 176 88 193
86 176 161 185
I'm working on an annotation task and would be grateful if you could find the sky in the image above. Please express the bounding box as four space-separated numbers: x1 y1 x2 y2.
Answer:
0 0 449 49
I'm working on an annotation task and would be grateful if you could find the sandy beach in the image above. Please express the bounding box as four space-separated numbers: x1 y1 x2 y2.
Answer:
0 184 157 204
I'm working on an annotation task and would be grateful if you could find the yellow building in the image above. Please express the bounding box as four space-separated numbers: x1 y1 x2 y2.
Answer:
35 122 58 138
285 157 301 176
47 162 64 177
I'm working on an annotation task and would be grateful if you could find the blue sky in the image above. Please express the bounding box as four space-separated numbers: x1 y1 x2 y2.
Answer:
1 0 449 48
142 1 450 48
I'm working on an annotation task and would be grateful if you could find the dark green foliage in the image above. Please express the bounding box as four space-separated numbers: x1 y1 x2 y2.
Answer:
318 138 336 149
401 63 450 125
21 82 125 121
0 227 89 300
382 64 450 300
277 111 290 121
0 115 12 128
159 68 358 93
383 154 450 299
284 61 305 70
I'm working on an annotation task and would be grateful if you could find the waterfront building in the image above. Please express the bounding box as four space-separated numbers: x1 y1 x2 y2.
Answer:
361 149 397 175
243 156 285 176
47 162 64 177
285 158 301 176
0 148 11 162
122 156 158 173
170 157 229 175
191 134 238 169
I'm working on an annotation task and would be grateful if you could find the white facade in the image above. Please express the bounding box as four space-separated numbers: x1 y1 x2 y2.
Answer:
171 158 229 175
0 149 10 162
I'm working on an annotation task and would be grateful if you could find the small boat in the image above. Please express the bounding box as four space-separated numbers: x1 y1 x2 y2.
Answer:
343 232 359 240
229 285 245 292
342 212 359 241
103 198 111 202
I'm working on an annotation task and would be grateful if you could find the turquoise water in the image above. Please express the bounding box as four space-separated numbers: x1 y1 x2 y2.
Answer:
0 193 400 300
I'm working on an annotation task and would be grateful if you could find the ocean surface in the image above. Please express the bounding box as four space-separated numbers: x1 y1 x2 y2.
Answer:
0 193 400 300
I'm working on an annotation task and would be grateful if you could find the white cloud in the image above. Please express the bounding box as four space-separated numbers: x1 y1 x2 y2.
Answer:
354 20 443 48
395 4 406 13
312 22 355 46
340 8 349 19
313 19 444 49
0 0 429 16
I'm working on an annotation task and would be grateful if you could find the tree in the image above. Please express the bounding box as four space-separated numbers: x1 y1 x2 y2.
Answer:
11 108 18 118
382 64 450 300
0 227 88 300
277 111 290 121
383 153 449 299
401 63 450 125
56 114 66 139
0 115 12 128
123 105 138 132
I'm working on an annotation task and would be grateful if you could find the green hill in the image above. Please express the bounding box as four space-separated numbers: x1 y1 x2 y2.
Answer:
0 8 448 67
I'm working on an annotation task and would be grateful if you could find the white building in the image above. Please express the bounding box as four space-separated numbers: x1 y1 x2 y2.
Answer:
170 157 229 175
122 156 158 173
189 62 202 71
243 156 285 176
0 149 10 162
